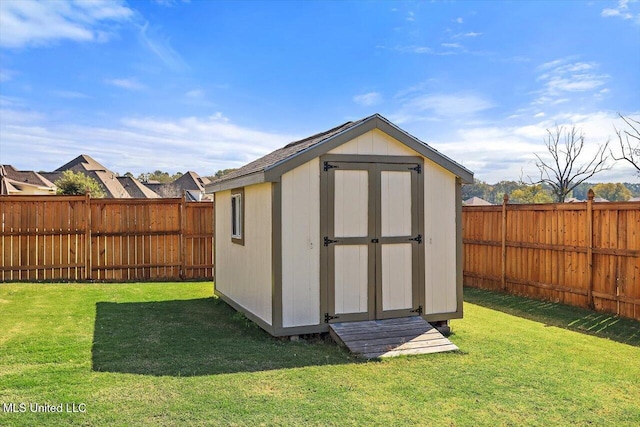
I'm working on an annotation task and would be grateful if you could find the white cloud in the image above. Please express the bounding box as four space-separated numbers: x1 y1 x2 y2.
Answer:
406 11 415 22
185 89 204 98
105 78 146 90
441 43 462 49
392 93 494 123
0 108 299 175
353 92 382 106
601 0 639 21
50 90 90 99
0 68 16 82
454 17 464 24
378 44 433 54
453 32 482 38
0 0 133 48
138 22 188 71
533 59 609 105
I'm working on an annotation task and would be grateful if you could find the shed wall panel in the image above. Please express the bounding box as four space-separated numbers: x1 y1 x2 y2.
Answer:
281 159 321 327
215 184 273 324
424 163 457 314
328 129 417 156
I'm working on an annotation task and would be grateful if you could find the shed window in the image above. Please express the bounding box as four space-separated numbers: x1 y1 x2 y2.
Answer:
231 189 244 245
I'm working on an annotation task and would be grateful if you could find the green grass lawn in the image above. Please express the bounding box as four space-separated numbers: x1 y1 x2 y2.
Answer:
1 283 638 426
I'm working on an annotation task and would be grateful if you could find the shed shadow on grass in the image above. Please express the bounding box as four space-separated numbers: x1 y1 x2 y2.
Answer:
92 297 358 377
464 287 640 347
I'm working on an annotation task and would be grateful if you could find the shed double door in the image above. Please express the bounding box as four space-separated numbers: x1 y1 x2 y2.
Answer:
323 158 423 323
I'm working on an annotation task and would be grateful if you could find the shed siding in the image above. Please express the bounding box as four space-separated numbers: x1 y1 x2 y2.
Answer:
216 184 273 324
423 163 457 314
328 129 416 156
281 158 321 327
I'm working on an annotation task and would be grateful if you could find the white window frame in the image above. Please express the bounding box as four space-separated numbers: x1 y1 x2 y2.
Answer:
231 188 244 245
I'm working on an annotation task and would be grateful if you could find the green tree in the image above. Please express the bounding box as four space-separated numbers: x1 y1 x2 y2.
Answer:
509 184 554 204
54 170 105 198
461 179 492 201
137 170 180 183
490 181 521 204
592 183 632 201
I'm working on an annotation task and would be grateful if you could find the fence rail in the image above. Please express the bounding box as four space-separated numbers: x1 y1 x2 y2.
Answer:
463 193 640 321
1 195 214 282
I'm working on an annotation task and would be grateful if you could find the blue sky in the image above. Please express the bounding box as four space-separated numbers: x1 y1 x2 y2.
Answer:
1 0 639 183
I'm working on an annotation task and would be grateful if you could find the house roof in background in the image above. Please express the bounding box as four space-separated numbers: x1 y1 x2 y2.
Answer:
117 176 159 198
42 169 131 198
55 154 111 173
1 165 56 188
173 171 211 190
463 197 492 206
144 171 209 199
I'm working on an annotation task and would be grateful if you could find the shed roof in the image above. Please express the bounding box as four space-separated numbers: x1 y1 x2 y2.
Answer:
207 114 473 192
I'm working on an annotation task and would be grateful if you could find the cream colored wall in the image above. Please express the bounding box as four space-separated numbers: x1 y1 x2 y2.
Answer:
423 163 457 314
281 158 321 327
216 184 273 324
328 129 417 156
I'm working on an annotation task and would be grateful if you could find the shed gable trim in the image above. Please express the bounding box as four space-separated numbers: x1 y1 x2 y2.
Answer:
207 171 265 193
266 115 474 182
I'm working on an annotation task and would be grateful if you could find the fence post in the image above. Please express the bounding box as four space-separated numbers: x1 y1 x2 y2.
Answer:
587 189 594 309
179 194 186 280
84 191 91 281
502 193 509 291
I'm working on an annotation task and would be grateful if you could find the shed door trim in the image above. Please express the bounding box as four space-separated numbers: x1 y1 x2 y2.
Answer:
320 155 425 323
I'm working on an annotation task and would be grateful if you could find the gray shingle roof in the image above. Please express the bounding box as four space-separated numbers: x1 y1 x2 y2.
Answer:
211 118 366 185
1 165 56 188
117 176 160 198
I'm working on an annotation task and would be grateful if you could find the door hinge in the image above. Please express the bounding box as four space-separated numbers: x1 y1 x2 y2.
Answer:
410 305 423 315
409 164 422 174
325 313 340 323
409 234 422 244
324 236 339 246
324 161 339 172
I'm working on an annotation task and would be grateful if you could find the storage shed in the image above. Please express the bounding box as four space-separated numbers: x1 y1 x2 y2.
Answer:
206 114 473 336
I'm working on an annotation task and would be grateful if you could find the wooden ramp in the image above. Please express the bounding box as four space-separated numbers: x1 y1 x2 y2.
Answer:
329 317 458 359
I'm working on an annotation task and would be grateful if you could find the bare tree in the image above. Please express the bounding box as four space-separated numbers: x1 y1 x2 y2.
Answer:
532 125 610 202
611 114 640 176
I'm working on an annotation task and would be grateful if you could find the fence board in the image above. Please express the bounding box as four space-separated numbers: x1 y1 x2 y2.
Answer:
463 195 640 321
1 196 214 282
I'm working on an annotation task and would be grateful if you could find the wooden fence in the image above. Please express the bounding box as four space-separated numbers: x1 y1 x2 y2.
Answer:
463 193 640 321
0 195 214 282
